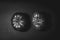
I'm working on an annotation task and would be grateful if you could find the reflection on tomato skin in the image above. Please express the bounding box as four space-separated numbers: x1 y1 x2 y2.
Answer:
32 11 53 31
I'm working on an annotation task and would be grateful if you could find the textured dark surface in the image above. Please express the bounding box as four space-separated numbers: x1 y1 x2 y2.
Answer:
11 12 31 32
0 1 57 40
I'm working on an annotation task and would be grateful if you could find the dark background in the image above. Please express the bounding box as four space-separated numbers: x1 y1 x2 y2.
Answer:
0 1 58 40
